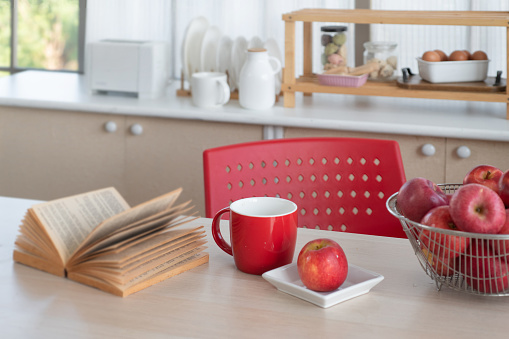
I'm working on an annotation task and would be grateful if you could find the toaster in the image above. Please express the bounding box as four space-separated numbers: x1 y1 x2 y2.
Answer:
87 40 168 99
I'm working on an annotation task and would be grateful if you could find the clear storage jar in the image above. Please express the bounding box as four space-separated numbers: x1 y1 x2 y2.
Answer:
363 41 398 81
320 26 348 72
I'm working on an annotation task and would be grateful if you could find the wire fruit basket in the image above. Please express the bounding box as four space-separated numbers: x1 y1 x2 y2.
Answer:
386 183 509 296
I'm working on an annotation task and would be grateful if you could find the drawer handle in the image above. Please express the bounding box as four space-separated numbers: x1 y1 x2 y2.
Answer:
456 145 471 159
130 123 143 136
104 121 117 133
421 144 436 156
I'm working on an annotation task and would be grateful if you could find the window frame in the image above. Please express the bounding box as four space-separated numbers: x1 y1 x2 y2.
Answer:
1 0 87 75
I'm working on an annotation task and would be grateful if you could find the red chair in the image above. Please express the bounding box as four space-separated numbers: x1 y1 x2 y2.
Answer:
203 137 407 238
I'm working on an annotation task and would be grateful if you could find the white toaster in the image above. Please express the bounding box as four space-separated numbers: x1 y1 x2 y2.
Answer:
87 40 168 99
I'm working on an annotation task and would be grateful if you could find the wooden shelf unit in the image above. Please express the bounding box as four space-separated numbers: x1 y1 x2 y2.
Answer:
282 9 509 119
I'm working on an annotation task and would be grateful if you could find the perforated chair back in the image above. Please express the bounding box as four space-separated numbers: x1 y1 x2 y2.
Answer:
203 137 407 238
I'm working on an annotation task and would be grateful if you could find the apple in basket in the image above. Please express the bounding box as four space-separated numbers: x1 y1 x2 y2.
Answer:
449 183 506 234
494 209 509 259
499 170 509 207
463 165 503 194
297 238 348 292
419 205 470 259
460 240 509 294
421 247 456 277
397 177 448 223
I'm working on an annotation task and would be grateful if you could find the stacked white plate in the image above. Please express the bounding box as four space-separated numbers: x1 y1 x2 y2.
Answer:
181 17 283 94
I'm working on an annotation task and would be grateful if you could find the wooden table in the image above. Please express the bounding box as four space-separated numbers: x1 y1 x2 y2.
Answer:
2 196 509 338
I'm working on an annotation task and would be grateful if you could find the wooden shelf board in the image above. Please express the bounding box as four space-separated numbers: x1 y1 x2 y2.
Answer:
284 76 508 103
283 9 509 26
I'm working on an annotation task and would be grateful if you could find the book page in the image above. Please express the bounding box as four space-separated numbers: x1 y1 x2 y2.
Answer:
29 187 130 264
72 188 183 256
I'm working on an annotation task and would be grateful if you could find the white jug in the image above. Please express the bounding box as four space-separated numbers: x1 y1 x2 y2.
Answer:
239 48 281 110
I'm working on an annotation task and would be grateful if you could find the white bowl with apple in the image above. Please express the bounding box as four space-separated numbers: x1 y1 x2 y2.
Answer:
386 165 509 296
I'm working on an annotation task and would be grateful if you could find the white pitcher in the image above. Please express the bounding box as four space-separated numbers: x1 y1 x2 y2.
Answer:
238 48 281 110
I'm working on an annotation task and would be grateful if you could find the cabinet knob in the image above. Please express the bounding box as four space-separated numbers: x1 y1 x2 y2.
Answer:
456 145 471 159
104 121 117 133
421 143 436 156
130 123 143 136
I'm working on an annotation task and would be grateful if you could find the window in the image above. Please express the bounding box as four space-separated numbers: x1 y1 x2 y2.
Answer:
0 0 86 76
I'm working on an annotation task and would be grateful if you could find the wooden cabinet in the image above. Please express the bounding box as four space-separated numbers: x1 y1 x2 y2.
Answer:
282 9 509 119
0 107 126 199
445 138 509 183
123 116 263 212
0 107 263 215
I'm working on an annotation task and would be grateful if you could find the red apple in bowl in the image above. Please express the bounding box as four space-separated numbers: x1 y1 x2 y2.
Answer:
297 238 348 292
396 177 448 223
419 205 470 259
463 165 503 194
421 247 456 276
450 183 506 234
499 170 509 207
460 240 509 294
494 209 509 259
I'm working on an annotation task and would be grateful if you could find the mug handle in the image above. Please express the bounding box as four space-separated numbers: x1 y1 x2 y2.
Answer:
268 56 282 76
211 206 233 255
216 78 231 107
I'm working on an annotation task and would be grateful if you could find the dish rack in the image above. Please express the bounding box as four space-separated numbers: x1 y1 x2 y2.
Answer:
387 184 509 296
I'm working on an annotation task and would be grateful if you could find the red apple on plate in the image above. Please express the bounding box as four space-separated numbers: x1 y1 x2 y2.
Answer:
419 205 470 259
460 240 509 294
463 165 503 194
397 177 448 223
297 238 348 292
449 183 506 234
499 170 509 207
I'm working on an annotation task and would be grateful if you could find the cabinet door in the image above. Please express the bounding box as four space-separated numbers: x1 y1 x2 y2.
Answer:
284 127 447 183
124 117 264 214
0 107 125 200
445 138 509 183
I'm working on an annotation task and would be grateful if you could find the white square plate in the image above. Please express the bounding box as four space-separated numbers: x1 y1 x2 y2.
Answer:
262 263 384 308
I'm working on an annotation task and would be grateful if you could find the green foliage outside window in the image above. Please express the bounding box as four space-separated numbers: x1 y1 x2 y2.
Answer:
0 0 79 72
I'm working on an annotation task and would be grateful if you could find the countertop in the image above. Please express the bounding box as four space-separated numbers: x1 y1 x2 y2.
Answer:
1 70 508 142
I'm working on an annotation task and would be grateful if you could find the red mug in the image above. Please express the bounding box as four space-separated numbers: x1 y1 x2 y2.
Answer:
211 197 298 275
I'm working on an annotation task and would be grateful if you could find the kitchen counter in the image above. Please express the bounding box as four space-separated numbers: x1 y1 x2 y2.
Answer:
1 70 508 141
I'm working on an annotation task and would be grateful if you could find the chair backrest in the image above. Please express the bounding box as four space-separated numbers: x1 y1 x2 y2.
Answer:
203 137 407 238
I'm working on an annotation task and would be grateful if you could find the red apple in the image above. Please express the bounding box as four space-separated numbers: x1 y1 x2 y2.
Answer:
463 165 503 194
397 177 448 223
419 205 470 259
499 170 509 208
460 240 509 293
421 247 456 276
449 183 506 234
297 238 348 292
493 209 509 259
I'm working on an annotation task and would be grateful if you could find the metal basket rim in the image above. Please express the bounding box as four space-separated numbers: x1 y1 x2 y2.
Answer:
386 183 509 240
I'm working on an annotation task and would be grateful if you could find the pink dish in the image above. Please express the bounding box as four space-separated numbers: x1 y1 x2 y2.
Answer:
317 72 368 87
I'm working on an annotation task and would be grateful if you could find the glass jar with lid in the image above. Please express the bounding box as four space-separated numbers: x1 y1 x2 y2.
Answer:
363 41 398 81
320 26 348 72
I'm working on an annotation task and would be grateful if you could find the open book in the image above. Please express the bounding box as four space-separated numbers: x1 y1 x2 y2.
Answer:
12 187 208 297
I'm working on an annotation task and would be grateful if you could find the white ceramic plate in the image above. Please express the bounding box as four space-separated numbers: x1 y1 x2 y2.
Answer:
216 35 233 87
262 263 384 308
230 36 248 91
248 36 264 49
263 38 283 95
181 16 209 81
200 26 222 72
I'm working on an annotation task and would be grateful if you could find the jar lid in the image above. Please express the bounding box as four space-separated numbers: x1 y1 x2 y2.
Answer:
363 41 398 50
321 25 347 33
